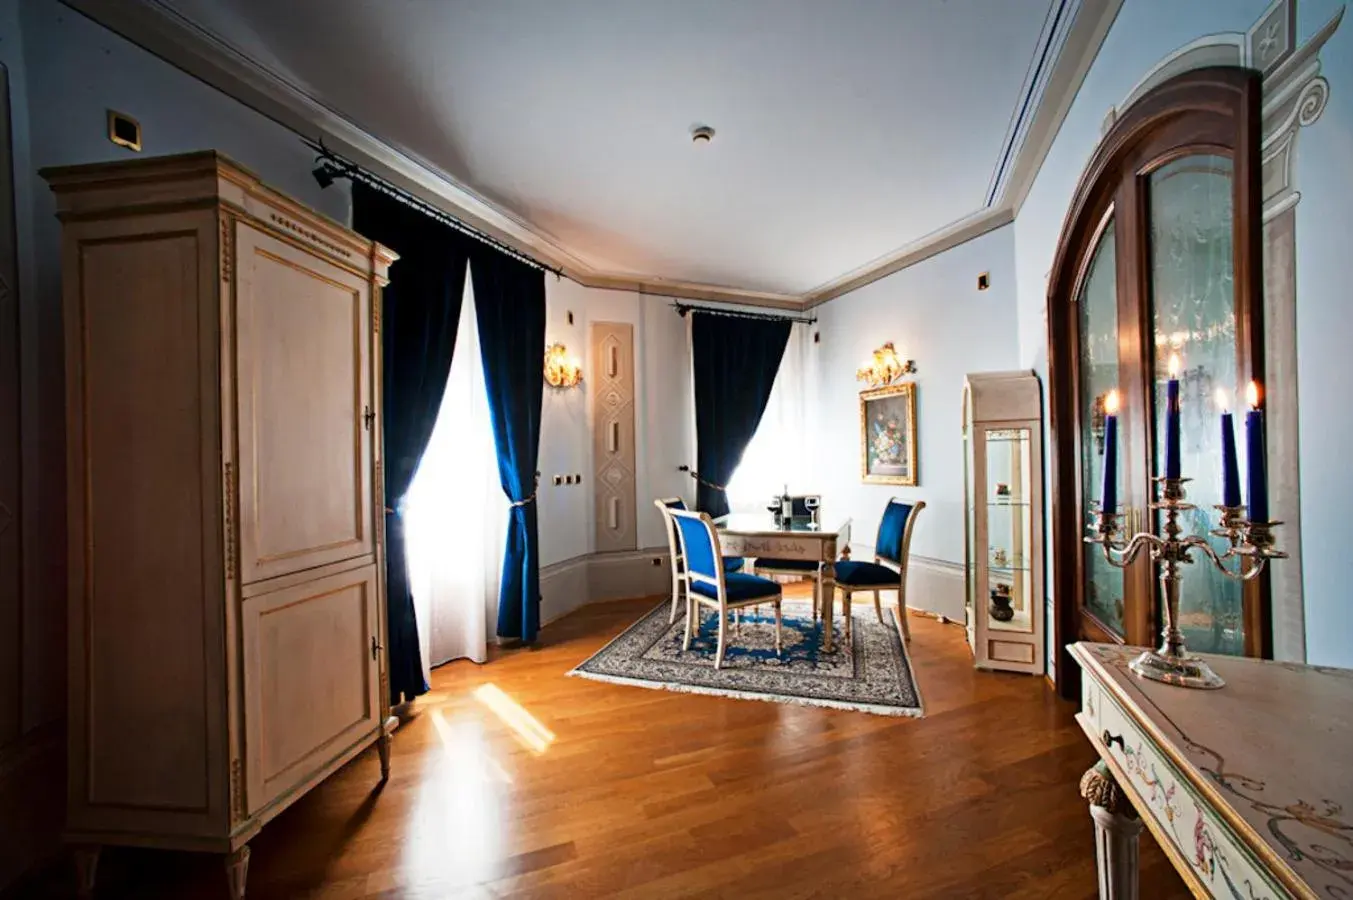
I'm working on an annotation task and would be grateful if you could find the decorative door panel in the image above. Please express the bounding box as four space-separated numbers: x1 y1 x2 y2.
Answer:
1147 155 1247 655
240 565 380 816
591 322 637 552
65 212 226 824
1076 218 1128 642
234 223 373 583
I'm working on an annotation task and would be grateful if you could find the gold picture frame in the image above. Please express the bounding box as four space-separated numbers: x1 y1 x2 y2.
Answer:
860 383 917 485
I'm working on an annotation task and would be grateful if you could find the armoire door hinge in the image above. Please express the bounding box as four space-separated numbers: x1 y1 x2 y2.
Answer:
363 406 374 430
371 635 383 660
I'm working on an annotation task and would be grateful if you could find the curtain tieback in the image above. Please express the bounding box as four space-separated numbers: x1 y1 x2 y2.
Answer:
510 492 537 508
684 468 727 492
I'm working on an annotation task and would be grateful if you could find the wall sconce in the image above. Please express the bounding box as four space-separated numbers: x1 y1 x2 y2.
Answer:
543 342 583 389
855 342 916 388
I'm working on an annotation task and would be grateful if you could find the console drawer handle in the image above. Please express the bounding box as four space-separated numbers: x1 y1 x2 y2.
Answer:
1102 730 1126 752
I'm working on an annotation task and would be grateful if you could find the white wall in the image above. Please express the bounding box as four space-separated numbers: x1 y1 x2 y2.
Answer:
809 224 1019 619
539 280 694 567
1013 0 1353 669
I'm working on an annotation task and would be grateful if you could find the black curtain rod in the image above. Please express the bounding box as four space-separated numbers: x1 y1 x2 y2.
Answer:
672 301 816 325
304 138 564 278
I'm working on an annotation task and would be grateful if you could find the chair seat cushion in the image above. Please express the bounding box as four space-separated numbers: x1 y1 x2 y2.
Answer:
723 557 745 573
755 557 819 572
691 572 781 602
834 560 900 587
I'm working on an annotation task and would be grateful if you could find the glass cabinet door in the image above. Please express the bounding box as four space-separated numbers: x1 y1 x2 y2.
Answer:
1077 219 1126 639
963 387 977 651
985 428 1034 636
1148 155 1245 655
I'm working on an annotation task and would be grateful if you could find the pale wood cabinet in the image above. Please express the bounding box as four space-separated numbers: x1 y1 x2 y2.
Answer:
43 151 396 899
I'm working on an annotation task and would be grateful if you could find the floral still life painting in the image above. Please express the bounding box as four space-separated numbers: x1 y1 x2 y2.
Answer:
860 383 917 485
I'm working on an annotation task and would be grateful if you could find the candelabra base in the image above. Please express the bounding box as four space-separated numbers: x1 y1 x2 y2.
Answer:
1128 649 1226 690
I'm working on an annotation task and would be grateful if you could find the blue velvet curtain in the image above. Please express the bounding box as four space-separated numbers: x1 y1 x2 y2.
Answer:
692 312 792 517
470 249 546 644
353 184 471 704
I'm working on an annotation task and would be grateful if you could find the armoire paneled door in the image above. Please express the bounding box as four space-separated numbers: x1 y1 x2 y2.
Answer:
44 151 397 899
1048 68 1270 695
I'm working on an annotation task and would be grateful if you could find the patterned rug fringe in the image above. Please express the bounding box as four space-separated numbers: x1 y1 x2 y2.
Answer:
566 665 925 717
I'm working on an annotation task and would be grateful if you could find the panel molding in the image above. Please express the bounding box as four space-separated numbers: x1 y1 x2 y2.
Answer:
590 322 637 553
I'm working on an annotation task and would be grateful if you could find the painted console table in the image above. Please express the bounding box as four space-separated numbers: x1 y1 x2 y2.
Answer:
1071 642 1352 899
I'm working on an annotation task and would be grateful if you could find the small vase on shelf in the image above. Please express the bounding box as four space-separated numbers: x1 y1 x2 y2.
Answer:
989 584 1015 622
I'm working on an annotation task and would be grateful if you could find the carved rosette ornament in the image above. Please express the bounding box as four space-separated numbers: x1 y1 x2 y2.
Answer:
1080 760 1137 818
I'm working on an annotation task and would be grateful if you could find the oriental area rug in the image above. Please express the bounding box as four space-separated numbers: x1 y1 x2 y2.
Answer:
568 599 924 717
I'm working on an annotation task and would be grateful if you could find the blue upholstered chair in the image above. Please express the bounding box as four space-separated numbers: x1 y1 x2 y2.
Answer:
654 498 744 624
831 499 925 643
668 508 782 668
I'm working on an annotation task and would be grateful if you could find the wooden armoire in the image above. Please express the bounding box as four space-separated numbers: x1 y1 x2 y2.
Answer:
43 151 396 898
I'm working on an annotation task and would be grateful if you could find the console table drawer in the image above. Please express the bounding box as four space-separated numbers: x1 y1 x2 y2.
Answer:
1089 682 1293 899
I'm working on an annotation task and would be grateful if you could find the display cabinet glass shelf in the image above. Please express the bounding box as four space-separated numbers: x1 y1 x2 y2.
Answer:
963 371 1045 674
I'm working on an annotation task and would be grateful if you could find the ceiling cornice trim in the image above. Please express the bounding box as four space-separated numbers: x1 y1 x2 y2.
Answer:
59 0 1121 310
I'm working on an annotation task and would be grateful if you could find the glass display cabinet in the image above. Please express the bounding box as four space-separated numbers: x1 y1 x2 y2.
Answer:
963 371 1045 674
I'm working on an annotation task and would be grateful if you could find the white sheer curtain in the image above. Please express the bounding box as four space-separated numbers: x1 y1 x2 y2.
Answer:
726 323 810 513
403 269 509 671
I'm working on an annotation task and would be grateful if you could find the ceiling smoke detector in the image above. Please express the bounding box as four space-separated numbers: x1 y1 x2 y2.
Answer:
690 125 715 145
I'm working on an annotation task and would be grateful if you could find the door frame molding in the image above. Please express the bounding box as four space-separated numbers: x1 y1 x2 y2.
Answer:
1047 67 1265 697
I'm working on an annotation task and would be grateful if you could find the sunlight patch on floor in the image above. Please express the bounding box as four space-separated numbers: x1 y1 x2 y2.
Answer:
474 683 556 755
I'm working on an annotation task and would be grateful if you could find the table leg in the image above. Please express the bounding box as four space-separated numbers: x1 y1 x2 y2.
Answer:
821 560 836 653
1080 761 1141 900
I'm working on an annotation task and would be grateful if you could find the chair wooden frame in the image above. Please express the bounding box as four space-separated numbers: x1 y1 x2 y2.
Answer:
668 508 783 669
654 498 688 624
833 499 926 644
752 560 824 620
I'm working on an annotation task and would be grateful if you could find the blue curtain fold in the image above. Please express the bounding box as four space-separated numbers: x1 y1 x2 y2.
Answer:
692 313 792 517
353 184 472 705
470 249 546 644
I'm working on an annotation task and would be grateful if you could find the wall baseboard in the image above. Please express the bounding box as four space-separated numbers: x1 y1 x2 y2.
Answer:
540 547 670 626
541 546 968 627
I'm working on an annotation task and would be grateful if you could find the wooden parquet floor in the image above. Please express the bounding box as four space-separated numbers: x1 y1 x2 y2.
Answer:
13 589 1190 899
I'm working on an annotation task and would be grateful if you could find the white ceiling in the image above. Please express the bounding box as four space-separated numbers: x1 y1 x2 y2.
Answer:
160 0 1061 296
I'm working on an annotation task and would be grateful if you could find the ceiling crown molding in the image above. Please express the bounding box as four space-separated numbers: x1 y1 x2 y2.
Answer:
59 0 1120 310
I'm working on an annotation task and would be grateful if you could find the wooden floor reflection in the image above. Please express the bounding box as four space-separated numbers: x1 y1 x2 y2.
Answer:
15 586 1190 898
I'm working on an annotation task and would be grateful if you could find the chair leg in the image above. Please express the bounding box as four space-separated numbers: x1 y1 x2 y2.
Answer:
812 577 820 619
898 594 912 643
873 589 884 624
716 610 728 669
844 591 853 644
683 598 695 651
774 601 783 656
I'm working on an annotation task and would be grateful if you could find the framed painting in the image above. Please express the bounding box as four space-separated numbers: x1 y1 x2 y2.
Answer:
860 383 917 485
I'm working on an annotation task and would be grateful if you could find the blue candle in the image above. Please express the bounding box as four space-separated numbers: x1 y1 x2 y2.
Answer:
1164 354 1182 479
1245 381 1268 521
1218 389 1241 508
1100 390 1119 514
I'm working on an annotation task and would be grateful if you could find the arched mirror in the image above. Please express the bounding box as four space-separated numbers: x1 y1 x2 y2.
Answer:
1047 68 1266 695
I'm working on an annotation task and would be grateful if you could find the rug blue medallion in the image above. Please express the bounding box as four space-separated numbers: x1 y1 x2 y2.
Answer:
568 599 924 717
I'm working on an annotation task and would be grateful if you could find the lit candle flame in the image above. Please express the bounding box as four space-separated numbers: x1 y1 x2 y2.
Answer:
1215 387 1229 412
1104 389 1120 415
1168 353 1180 378
1246 381 1261 409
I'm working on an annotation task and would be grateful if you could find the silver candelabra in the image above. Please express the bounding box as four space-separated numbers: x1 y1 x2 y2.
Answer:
1085 477 1286 689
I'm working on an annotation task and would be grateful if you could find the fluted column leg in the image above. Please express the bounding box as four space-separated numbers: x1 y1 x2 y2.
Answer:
1080 761 1142 900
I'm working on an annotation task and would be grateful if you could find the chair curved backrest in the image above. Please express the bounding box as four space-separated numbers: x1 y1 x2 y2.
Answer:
668 508 724 599
654 497 687 566
876 498 924 567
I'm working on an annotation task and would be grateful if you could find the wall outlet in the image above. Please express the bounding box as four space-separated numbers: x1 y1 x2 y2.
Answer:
651 557 663 567
553 475 563 486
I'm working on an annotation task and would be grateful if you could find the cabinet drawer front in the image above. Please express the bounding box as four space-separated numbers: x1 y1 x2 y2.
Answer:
1093 686 1292 899
241 565 380 815
234 222 373 583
